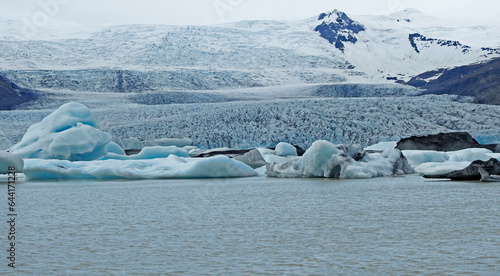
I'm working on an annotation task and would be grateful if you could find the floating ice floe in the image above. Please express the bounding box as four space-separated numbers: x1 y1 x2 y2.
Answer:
403 148 500 175
266 140 414 179
5 102 257 180
9 102 112 161
23 155 257 180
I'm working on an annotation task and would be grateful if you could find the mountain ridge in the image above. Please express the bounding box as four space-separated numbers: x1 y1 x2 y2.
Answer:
0 74 38 110
407 57 500 104
0 9 498 95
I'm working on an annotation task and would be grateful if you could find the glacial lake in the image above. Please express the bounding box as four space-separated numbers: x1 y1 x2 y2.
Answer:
3 174 499 275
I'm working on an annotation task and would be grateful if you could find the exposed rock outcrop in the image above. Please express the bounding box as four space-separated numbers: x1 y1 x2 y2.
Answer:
0 74 38 110
315 10 365 52
396 132 499 152
190 148 253 158
406 57 500 105
233 149 267 169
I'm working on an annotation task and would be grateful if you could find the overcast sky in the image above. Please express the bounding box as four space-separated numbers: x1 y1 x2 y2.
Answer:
1 0 499 26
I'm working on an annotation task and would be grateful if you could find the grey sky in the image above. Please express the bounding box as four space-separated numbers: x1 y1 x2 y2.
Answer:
1 0 499 26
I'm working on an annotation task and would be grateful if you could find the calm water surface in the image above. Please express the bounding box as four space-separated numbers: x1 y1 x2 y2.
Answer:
2 175 499 275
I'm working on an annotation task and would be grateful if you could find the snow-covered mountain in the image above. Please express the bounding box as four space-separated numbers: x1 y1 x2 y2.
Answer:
0 9 499 92
2 9 500 150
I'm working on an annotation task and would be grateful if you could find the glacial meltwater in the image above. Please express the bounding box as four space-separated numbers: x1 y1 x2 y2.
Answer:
3 174 499 275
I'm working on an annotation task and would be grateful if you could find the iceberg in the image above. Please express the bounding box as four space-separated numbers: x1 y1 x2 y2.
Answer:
257 148 290 164
0 151 24 182
121 137 144 150
0 130 12 150
100 146 189 160
266 140 414 179
9 102 112 161
0 151 24 174
404 148 500 175
23 155 258 180
105 142 126 156
275 142 298 157
401 150 449 167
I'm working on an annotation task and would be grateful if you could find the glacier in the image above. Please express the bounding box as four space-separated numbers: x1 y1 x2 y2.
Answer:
1 9 499 151
0 130 11 150
3 94 500 151
3 100 499 181
0 9 499 182
0 9 499 94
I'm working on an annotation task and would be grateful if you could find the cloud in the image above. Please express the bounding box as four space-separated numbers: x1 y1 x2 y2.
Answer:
2 0 499 26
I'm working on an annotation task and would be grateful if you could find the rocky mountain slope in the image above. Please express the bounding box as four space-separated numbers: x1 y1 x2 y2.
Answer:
407 57 500 104
0 75 37 110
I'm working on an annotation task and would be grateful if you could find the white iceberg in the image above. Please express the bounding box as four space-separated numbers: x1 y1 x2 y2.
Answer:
413 161 471 176
0 151 25 182
23 155 258 180
266 140 413 179
257 148 290 164
9 102 112 161
404 148 500 176
121 137 144 150
105 142 126 156
402 150 449 167
275 142 298 157
0 151 24 174
100 146 189 160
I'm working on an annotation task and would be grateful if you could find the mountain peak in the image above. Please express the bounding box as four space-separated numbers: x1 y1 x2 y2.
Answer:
387 8 428 23
315 10 365 52
318 9 346 21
